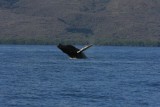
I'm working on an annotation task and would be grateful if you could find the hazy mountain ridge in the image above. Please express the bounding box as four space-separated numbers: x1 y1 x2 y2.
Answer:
0 0 19 9
0 0 160 46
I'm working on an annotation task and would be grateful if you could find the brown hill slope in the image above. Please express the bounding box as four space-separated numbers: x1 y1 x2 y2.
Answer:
0 0 160 46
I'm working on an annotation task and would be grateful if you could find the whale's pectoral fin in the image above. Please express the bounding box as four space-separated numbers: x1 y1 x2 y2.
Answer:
77 44 93 53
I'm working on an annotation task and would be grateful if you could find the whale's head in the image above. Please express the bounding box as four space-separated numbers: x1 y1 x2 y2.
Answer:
57 43 64 49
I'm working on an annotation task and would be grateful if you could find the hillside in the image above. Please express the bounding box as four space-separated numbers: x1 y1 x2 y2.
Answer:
0 0 160 46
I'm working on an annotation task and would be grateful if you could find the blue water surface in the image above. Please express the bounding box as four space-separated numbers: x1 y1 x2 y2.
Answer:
0 45 160 107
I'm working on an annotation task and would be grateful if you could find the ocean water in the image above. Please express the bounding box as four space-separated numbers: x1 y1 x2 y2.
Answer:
0 45 160 107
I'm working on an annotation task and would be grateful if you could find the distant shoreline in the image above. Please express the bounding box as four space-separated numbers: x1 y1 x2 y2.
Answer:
0 40 160 47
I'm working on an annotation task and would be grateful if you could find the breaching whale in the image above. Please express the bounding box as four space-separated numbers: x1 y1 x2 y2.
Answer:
57 44 93 59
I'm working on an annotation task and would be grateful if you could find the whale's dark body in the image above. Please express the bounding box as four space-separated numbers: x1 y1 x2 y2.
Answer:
57 44 92 59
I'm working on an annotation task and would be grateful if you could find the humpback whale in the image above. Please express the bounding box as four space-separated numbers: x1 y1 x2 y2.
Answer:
57 44 93 59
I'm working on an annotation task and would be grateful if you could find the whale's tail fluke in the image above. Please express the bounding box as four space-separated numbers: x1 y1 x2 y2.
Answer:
77 44 93 53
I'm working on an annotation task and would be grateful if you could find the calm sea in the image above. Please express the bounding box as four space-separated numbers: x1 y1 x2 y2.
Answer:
0 45 160 107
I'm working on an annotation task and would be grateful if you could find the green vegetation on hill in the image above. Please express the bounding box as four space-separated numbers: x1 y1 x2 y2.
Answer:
1 36 160 47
